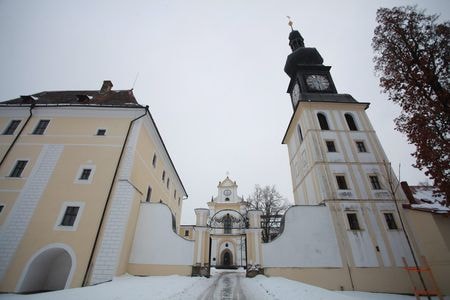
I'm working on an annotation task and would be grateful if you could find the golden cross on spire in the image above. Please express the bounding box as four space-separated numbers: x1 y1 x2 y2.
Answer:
287 16 294 31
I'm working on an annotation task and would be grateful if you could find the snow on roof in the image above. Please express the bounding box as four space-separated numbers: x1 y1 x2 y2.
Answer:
409 186 448 214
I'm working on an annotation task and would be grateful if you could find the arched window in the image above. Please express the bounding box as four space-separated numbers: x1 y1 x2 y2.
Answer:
317 113 329 130
297 124 303 142
224 214 232 234
345 113 358 131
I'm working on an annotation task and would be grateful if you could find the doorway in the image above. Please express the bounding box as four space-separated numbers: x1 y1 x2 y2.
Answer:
17 247 73 293
221 249 233 267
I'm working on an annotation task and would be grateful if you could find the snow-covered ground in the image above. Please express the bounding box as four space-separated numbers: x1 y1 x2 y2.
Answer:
0 269 446 300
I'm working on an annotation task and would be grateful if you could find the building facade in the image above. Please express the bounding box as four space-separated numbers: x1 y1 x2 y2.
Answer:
0 81 187 292
207 177 247 268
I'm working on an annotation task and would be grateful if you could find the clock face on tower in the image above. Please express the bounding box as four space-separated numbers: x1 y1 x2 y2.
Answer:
291 82 300 107
223 189 231 196
305 75 330 91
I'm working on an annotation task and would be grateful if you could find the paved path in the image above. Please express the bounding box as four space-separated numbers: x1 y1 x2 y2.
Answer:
198 271 247 300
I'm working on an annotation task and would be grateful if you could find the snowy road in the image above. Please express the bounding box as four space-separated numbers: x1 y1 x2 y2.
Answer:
198 270 246 300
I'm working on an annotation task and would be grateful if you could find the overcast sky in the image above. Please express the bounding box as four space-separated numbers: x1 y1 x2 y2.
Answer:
0 0 448 224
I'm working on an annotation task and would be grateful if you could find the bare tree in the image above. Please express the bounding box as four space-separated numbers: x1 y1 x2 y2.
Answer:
245 185 289 242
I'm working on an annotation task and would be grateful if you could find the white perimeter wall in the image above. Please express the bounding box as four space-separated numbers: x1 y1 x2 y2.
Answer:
129 203 193 265
263 205 342 267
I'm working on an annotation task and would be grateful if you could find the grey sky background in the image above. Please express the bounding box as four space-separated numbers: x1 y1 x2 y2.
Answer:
0 0 448 224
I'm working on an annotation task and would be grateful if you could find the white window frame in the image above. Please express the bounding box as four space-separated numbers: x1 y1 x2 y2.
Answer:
335 174 350 190
368 174 383 190
31 119 51 135
355 140 368 153
96 128 107 136
381 211 400 231
74 165 96 184
2 119 22 135
325 140 337 152
8 159 29 178
54 201 85 231
344 211 364 231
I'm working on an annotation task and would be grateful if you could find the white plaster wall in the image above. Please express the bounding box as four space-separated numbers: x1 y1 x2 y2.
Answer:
340 203 378 267
263 205 342 267
366 205 391 266
376 203 414 266
129 203 193 265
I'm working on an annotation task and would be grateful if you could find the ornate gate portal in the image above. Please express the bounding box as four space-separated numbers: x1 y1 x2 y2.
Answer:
209 209 247 269
191 176 264 277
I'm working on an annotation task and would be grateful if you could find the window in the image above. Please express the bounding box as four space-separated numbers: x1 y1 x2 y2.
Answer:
347 213 360 230
336 175 349 190
174 190 177 199
96 129 106 136
152 153 157 168
178 197 181 206
79 169 92 180
225 197 230 201
0 205 4 213
345 113 358 131
356 141 367 152
9 160 28 177
369 175 382 190
166 178 170 189
146 186 152 202
224 214 232 234
297 124 303 142
326 141 336 152
317 113 329 130
32 120 50 135
162 170 166 181
384 213 398 230
184 230 189 237
60 206 80 226
3 120 21 135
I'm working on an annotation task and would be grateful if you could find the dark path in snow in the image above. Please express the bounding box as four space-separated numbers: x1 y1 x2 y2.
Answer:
198 271 247 300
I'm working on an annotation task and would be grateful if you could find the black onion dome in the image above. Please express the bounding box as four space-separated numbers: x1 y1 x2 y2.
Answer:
284 48 324 77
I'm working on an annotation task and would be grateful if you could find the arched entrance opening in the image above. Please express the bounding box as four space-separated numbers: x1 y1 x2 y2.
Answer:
221 249 233 267
18 247 72 293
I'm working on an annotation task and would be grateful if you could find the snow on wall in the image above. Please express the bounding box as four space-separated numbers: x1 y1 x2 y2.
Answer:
263 205 342 267
129 203 193 265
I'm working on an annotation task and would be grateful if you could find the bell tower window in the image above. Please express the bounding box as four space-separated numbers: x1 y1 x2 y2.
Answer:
345 113 358 131
317 113 329 130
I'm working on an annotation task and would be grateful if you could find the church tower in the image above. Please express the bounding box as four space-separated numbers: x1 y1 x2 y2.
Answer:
282 27 401 207
281 25 414 270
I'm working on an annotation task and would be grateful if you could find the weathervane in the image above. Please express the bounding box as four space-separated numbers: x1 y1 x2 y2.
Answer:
287 16 294 31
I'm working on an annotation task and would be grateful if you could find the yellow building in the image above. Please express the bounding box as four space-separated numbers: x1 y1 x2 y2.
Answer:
0 81 187 292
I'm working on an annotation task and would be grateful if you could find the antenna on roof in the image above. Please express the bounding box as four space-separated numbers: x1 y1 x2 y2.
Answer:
132 72 140 90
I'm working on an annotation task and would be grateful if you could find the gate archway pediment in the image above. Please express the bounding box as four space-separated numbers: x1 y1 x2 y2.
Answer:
208 209 247 229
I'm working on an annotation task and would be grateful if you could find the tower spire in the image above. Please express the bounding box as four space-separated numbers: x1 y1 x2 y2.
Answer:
287 16 294 31
287 17 304 51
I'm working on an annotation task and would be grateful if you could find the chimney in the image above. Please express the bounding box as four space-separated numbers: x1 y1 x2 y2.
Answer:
401 181 416 204
100 80 113 94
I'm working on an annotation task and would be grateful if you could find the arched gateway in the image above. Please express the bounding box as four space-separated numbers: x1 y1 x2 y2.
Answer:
17 244 75 293
191 177 264 277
